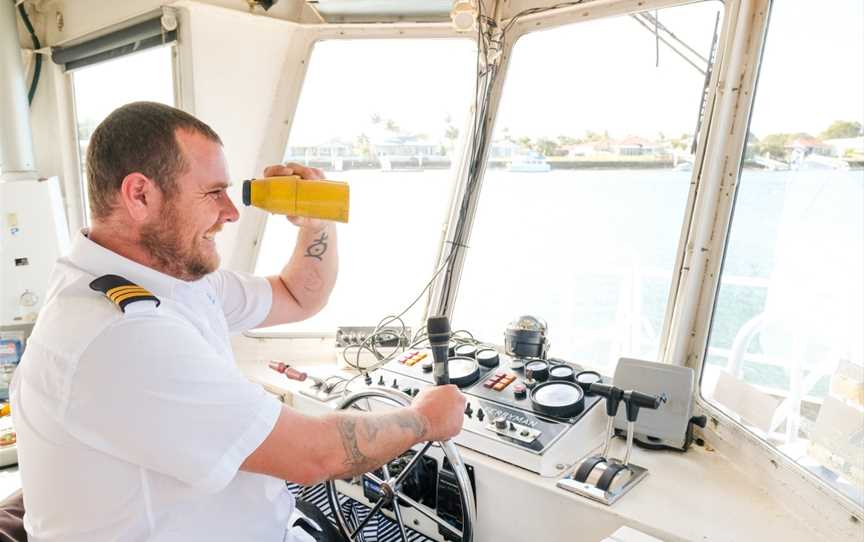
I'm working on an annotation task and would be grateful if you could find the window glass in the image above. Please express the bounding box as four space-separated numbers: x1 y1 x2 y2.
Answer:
72 46 176 224
703 1 863 507
254 39 475 333
455 3 722 371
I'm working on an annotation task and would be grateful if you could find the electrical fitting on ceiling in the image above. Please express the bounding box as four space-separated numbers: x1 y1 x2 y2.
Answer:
451 0 478 31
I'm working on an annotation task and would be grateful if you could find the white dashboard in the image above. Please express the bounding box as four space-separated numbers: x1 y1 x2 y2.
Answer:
238 349 826 542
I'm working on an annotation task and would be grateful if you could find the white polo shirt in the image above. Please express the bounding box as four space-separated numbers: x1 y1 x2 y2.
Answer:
11 231 294 541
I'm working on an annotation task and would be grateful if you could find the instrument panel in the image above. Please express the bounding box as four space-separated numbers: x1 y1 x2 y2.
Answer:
374 350 605 477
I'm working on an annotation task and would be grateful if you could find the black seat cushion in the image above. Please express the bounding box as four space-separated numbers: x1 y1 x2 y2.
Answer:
294 498 347 542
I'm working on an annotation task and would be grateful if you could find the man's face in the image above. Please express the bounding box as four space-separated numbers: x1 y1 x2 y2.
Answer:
140 129 238 281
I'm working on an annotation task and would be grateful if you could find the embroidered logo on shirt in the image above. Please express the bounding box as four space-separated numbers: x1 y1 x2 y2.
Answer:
89 274 161 313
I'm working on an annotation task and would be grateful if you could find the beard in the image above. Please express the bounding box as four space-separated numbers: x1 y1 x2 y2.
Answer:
140 201 219 281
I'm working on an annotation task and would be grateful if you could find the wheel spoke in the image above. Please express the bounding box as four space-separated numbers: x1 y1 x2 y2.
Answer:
325 482 354 541
364 472 385 486
350 498 385 539
330 389 473 542
395 491 462 538
393 441 432 488
391 499 410 542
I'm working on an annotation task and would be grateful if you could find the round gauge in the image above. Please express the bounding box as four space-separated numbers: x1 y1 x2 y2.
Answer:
524 358 549 382
548 364 575 382
530 381 585 418
447 356 481 388
453 343 478 359
575 370 602 393
475 348 500 368
510 357 527 371
548 357 581 372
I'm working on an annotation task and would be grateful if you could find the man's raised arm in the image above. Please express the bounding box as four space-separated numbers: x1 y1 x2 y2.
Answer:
256 163 339 327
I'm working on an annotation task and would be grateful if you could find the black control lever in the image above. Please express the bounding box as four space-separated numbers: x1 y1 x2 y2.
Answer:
588 383 625 417
619 390 667 467
587 383 624 464
622 390 666 422
570 387 669 493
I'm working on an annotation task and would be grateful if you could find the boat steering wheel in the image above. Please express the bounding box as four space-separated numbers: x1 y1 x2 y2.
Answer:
324 388 476 542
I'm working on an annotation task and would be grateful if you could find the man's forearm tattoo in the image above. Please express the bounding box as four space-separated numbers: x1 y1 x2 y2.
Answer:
336 417 369 471
335 412 428 474
304 231 328 261
393 412 428 440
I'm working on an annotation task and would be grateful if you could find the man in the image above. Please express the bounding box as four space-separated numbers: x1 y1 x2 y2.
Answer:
11 102 466 541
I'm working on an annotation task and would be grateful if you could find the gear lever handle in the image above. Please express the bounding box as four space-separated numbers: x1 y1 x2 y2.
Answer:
623 390 666 422
588 383 625 417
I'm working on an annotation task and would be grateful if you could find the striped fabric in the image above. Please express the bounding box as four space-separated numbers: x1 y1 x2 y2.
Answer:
286 483 436 542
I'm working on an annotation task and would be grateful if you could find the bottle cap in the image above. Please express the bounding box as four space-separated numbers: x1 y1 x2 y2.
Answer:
242 179 251 206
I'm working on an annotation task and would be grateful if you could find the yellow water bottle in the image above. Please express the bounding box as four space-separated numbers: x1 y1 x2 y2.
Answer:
242 176 350 223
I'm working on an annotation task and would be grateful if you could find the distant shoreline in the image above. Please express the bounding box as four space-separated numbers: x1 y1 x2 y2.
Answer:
287 157 864 172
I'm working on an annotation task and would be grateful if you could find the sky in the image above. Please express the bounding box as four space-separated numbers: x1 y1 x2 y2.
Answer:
69 1 863 148
289 0 863 145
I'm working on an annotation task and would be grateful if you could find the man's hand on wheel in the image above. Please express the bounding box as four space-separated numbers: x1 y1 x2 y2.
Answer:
410 385 467 442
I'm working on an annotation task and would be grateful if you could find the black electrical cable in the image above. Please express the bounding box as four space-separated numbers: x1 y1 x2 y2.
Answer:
436 0 500 314
339 243 461 380
16 1 42 105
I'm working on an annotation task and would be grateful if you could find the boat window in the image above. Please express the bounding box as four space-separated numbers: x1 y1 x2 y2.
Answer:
702 1 863 508
254 39 474 334
454 2 723 372
71 45 176 224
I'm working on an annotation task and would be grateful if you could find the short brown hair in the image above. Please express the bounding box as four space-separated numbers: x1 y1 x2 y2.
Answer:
86 101 222 220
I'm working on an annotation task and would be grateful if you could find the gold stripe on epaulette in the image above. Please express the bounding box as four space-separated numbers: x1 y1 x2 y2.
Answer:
106 285 150 299
108 288 152 302
113 290 155 304
108 287 151 302
90 274 161 313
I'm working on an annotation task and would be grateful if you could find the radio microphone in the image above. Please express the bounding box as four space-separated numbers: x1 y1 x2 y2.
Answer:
427 315 451 386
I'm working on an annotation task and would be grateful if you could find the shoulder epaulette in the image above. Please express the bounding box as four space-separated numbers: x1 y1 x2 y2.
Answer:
89 274 161 313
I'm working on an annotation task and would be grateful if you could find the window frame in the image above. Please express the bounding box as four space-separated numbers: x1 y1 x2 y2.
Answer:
670 0 864 516
63 41 180 230
444 0 725 370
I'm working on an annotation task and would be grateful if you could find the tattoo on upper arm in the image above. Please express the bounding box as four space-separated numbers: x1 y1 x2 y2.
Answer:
304 231 328 261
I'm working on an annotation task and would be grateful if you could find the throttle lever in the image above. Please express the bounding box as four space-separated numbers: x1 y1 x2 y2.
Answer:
619 390 666 467
588 383 625 417
587 383 625 460
622 390 667 422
